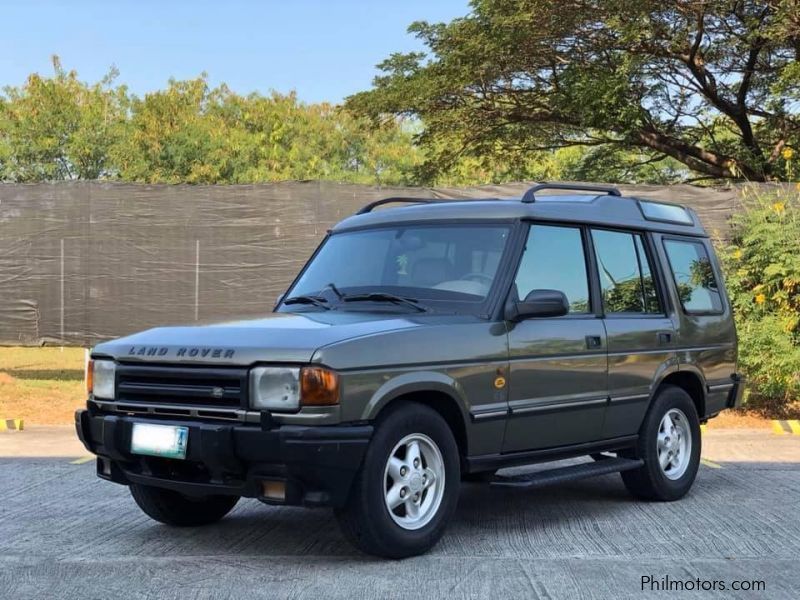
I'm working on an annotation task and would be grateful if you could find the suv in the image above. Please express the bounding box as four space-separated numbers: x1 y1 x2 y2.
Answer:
76 183 744 558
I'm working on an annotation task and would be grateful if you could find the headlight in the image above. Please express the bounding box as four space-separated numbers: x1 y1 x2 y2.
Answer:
250 367 301 411
91 360 116 400
249 366 340 411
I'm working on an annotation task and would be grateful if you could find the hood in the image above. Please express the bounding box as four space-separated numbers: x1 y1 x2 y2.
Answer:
92 311 421 365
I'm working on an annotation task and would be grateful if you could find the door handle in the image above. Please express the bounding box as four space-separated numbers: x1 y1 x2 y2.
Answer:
657 331 673 345
585 335 602 349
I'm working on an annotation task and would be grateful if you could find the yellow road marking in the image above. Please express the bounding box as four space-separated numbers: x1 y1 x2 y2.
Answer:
700 424 707 434
788 420 800 435
772 420 787 435
0 418 24 432
70 456 95 465
701 458 722 469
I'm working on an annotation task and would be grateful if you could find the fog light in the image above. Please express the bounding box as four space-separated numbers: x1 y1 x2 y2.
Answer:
261 480 286 502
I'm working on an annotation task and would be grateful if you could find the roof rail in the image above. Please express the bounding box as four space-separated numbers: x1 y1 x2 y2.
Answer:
355 197 437 215
521 182 621 203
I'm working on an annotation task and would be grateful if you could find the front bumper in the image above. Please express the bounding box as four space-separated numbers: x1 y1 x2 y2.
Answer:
75 409 372 508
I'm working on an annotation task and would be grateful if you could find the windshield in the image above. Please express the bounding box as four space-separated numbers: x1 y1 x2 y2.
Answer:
281 224 511 312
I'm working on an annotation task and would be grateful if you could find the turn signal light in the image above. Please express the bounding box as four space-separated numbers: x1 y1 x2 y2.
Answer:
86 359 94 394
300 366 340 406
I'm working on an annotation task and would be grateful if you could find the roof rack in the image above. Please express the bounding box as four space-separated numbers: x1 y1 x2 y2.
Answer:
521 182 621 203
355 197 437 215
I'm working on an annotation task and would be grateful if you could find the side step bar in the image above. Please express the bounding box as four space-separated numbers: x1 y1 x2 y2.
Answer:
490 457 643 489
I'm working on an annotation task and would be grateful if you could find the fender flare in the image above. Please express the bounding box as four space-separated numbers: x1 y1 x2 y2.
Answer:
361 371 470 426
650 362 708 413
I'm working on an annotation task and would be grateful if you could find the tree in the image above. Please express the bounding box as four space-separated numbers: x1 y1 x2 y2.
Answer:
347 0 800 183
0 60 422 185
0 56 128 181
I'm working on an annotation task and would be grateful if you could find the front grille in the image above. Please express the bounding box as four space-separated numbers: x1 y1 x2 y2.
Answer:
115 364 248 409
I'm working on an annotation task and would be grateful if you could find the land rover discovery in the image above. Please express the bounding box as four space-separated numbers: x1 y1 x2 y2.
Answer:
76 182 744 558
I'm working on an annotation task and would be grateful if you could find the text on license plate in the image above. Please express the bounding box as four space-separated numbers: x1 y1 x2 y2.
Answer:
130 423 189 459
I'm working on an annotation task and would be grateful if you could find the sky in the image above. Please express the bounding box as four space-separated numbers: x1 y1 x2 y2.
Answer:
0 0 470 104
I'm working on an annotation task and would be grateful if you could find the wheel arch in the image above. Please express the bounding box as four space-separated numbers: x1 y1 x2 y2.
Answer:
363 372 470 459
654 367 707 419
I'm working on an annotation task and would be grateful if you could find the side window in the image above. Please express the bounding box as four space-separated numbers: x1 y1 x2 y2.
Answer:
515 224 590 313
663 239 723 313
635 236 661 313
592 229 663 314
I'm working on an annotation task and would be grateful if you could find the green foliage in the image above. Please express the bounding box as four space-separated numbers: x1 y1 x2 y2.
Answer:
719 188 800 413
348 0 800 184
0 55 712 187
0 58 422 185
0 57 128 180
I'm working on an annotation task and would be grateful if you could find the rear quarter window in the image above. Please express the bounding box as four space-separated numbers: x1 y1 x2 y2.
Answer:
663 239 723 314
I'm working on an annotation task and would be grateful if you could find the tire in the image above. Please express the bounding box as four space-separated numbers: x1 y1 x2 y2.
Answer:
621 385 701 501
335 402 460 559
130 484 239 526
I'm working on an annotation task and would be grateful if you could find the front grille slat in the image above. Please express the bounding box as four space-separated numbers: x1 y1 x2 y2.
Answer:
118 382 241 403
115 364 248 410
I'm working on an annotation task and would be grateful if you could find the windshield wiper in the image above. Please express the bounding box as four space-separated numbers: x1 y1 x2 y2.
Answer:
322 282 344 301
282 295 331 310
342 292 427 312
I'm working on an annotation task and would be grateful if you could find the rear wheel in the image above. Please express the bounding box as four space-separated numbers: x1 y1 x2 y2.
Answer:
621 385 701 501
335 402 460 558
130 484 239 526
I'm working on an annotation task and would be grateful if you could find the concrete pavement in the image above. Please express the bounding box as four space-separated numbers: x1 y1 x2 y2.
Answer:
0 425 85 457
1 428 798 599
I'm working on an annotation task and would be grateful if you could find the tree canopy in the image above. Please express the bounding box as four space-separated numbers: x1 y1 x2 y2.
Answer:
0 57 422 185
348 0 800 183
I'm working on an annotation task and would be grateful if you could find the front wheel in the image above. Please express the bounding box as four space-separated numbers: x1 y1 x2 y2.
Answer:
621 385 701 501
335 402 460 558
130 484 239 526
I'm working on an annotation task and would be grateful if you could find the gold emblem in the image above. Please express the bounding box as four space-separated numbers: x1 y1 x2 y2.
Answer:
494 376 506 389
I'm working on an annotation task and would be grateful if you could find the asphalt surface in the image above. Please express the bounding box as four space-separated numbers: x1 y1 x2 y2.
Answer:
1 428 799 599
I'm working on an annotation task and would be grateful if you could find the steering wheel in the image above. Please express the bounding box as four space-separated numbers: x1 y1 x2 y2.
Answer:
460 272 494 286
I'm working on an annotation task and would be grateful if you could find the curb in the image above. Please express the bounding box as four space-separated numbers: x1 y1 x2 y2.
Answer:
0 419 24 432
772 420 800 435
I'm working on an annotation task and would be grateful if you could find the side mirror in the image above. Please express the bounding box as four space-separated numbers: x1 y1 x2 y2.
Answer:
505 289 569 321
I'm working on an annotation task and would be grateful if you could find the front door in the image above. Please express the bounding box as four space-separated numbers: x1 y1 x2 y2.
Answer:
503 223 608 453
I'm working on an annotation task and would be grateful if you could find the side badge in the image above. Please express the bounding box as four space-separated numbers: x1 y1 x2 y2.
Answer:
494 376 506 390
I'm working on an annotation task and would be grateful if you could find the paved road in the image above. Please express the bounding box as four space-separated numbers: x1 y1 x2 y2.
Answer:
1 428 799 599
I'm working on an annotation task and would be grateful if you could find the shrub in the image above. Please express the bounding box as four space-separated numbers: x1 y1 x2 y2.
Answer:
718 188 800 415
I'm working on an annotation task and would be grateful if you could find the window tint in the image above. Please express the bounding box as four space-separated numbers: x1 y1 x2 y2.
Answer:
663 239 723 313
515 225 590 313
635 236 661 313
592 229 662 314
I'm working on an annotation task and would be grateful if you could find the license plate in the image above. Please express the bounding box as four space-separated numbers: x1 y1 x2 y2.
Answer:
130 423 189 459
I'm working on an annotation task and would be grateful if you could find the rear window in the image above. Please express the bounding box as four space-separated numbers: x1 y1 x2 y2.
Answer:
663 239 723 314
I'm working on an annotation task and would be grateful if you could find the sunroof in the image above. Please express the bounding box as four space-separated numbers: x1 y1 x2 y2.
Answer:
638 200 693 225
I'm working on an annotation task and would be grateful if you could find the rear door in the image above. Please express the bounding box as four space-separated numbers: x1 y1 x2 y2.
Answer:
660 235 736 416
502 223 608 452
589 228 676 438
